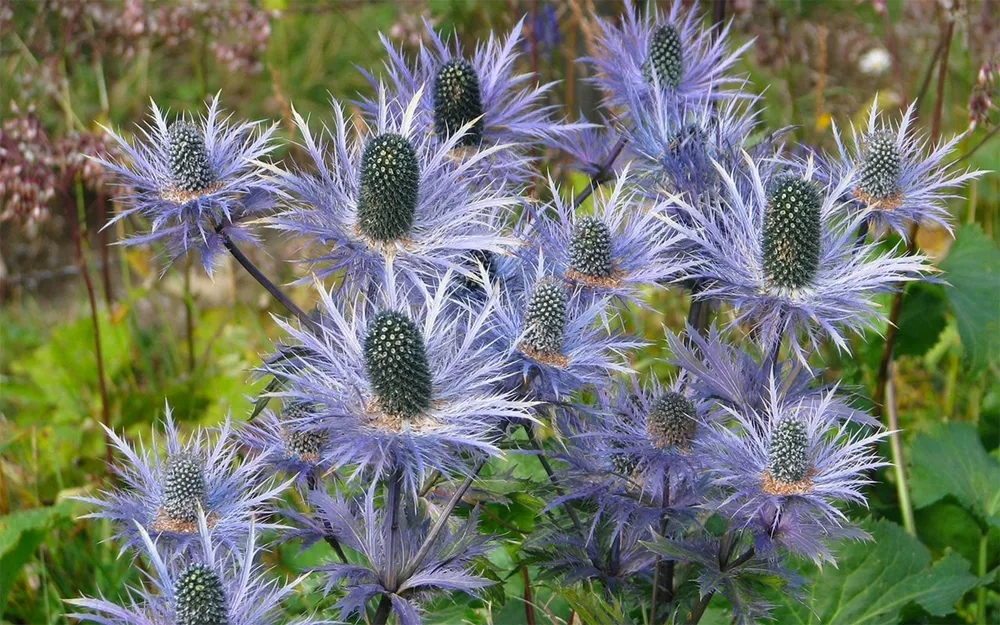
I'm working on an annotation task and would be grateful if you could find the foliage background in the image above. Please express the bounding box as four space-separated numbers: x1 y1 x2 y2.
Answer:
0 1 997 624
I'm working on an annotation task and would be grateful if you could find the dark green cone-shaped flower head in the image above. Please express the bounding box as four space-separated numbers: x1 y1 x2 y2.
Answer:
433 58 485 147
569 216 614 278
767 417 810 484
642 24 684 88
364 310 432 419
281 403 328 457
646 392 697 448
175 563 228 625
762 175 822 291
610 451 639 476
357 133 420 242
859 131 901 201
162 453 206 522
168 121 215 192
522 281 567 355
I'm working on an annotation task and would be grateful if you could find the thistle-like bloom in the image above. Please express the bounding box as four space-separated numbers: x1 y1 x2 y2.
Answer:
664 324 877 426
312 487 492 625
698 384 889 563
259 268 535 493
664 154 930 357
76 405 288 554
97 94 277 274
588 0 750 115
68 516 320 625
264 88 521 293
485 252 643 401
530 169 690 306
364 17 579 157
829 100 983 237
531 521 655 591
237 401 334 488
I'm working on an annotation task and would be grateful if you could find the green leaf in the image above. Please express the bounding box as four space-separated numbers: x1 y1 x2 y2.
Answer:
909 421 1000 527
939 224 1000 370
0 500 75 611
894 282 948 357
768 519 979 625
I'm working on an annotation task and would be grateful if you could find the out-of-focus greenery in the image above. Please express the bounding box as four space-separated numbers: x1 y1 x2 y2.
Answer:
1 1 997 624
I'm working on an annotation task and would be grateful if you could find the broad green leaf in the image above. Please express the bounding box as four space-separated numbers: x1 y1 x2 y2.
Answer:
894 283 948 357
768 519 979 625
0 500 75 610
939 224 1000 370
909 421 1000 527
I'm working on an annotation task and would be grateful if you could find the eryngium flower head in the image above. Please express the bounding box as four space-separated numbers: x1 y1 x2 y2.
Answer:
68 517 319 625
588 0 751 115
263 87 521 293
96 95 277 274
530 521 655 590
664 154 931 358
531 169 688 306
311 486 492 625
259 269 536 493
698 384 889 562
361 17 585 182
664 324 877 426
828 100 983 237
238 402 334 487
486 251 643 401
75 404 288 554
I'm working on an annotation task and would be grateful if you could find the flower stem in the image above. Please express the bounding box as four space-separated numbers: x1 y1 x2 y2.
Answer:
572 136 628 209
521 565 537 625
684 544 756 625
885 364 916 535
385 467 404 591
215 225 321 333
371 595 393 625
305 471 348 563
977 532 989 625
649 478 672 621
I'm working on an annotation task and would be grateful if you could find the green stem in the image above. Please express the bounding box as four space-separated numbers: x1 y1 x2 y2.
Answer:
977 532 988 625
885 365 916 535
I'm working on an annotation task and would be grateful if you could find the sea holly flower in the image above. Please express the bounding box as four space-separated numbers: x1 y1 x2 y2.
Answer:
259 267 536 493
68 516 321 625
76 404 288 554
698 383 889 563
263 87 522 294
96 94 278 274
664 153 931 358
588 0 751 115
310 486 492 625
485 251 643 401
828 100 983 237
530 521 655 591
237 401 334 488
530 169 690 306
363 17 582 162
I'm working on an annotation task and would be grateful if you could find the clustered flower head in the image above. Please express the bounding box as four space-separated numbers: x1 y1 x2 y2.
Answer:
80 3 981 625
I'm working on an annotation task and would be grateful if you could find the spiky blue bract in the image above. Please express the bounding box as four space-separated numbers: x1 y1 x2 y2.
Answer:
588 0 751 115
74 404 289 555
548 118 626 179
484 251 644 401
625 89 761 201
663 153 931 359
311 487 492 625
664 324 877 426
259 268 536 494
362 17 586 172
96 94 278 275
828 100 983 237
697 383 889 564
529 521 655 591
67 516 324 625
263 87 522 294
237 403 334 489
530 169 690 306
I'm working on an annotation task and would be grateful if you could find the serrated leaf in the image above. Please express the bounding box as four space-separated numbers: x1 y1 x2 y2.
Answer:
939 224 1000 370
894 282 948 357
909 421 1000 527
768 519 979 625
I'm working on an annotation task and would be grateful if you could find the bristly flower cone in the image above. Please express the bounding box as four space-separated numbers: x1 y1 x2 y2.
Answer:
858 131 901 204
766 417 810 485
162 453 206 523
569 216 614 278
357 133 420 242
168 121 215 192
363 310 433 420
642 23 684 88
280 403 327 458
433 58 485 146
762 175 822 291
646 392 697 449
174 563 228 625
521 281 567 358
